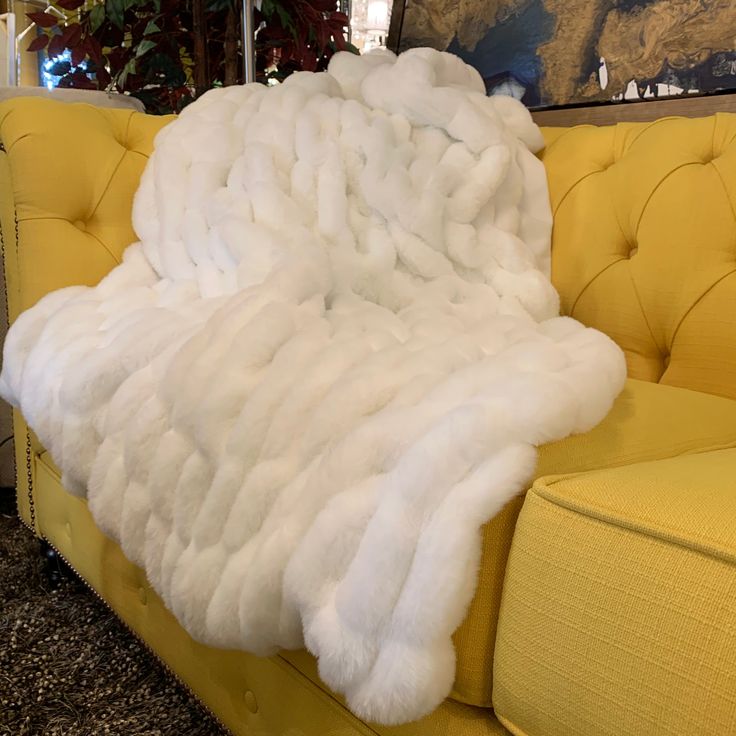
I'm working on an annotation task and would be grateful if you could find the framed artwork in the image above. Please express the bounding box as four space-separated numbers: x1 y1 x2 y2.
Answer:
387 0 736 109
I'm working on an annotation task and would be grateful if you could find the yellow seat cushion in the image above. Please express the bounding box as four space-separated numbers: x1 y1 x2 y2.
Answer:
452 378 736 706
492 449 736 736
32 371 736 711
33 450 512 736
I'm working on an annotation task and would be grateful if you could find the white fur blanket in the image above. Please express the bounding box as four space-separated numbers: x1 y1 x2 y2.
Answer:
0 49 625 724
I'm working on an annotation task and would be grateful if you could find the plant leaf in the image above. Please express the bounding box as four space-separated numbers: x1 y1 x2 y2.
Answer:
71 44 86 67
70 69 96 89
143 19 160 35
106 0 125 30
57 0 86 9
48 34 66 58
97 66 112 88
118 57 137 88
136 38 156 57
85 36 104 65
207 0 232 11
89 4 105 33
27 11 58 29
61 22 82 47
27 34 49 52
271 3 296 33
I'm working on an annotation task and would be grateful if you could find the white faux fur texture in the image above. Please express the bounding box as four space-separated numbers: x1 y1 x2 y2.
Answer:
0 48 626 724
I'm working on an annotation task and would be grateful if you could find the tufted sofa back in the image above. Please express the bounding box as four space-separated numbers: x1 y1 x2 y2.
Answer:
541 115 736 400
1 99 735 400
0 98 172 322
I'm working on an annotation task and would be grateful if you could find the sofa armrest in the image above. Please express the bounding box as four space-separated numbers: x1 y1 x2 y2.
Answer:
0 98 170 531
493 448 736 736
452 377 736 707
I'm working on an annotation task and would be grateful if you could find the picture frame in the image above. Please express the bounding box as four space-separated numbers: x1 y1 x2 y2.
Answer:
387 0 736 111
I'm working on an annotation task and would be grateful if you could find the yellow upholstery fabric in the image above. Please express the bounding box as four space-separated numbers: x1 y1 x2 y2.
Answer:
451 378 736 705
541 116 736 400
0 99 171 506
0 98 172 319
455 113 736 704
33 451 511 736
3 97 736 729
493 450 736 736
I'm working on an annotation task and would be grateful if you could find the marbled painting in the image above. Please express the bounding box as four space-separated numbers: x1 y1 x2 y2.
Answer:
389 0 736 108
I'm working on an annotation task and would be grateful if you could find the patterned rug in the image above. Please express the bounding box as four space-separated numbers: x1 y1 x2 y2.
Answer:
0 491 229 736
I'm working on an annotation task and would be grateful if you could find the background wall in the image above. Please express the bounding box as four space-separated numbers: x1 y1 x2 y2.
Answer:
390 0 736 109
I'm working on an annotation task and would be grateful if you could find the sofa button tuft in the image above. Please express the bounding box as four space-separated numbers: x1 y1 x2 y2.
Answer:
73 220 86 232
243 690 258 714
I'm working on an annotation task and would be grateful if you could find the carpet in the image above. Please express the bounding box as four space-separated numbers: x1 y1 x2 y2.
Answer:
0 491 229 736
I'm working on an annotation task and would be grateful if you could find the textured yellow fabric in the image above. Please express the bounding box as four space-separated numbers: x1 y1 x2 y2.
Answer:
541 116 736 400
0 145 35 530
34 451 511 736
493 450 736 736
454 114 736 704
0 98 171 511
451 378 736 705
0 98 171 318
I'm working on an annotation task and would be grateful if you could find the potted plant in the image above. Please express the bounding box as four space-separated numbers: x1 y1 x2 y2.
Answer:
28 0 356 114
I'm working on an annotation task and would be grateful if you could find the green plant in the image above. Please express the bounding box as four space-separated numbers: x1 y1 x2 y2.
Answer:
28 0 356 114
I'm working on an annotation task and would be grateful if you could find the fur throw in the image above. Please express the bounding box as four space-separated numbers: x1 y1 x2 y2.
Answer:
0 49 626 724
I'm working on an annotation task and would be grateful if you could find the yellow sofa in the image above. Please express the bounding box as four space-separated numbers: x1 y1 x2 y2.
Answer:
2 97 735 736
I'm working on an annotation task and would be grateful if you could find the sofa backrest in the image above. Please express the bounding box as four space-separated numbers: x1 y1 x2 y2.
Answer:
541 115 736 401
0 98 171 323
1 99 734 400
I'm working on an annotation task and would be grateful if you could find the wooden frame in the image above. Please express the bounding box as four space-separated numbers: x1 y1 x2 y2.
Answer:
387 2 736 125
531 92 736 127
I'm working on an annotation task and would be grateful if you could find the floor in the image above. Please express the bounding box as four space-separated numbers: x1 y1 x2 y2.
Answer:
0 490 230 736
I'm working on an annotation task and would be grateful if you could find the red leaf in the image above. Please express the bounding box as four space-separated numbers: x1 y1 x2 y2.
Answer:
47 34 66 58
96 67 111 88
302 47 317 71
106 47 125 70
62 23 82 48
307 0 338 12
71 44 86 67
56 0 86 9
70 69 95 89
85 36 104 66
27 11 58 29
124 74 144 92
316 24 328 49
333 31 346 51
27 34 49 52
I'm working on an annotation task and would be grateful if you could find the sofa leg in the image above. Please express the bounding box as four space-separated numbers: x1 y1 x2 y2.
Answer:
40 541 71 589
